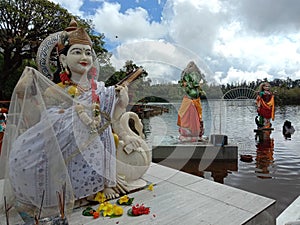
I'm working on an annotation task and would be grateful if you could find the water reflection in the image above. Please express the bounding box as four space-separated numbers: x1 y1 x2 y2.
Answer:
143 101 300 217
255 130 274 179
153 158 238 184
193 159 237 184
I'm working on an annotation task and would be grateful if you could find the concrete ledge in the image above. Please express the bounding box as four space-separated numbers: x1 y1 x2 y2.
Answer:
152 144 238 161
244 205 276 225
1 163 276 224
277 195 300 225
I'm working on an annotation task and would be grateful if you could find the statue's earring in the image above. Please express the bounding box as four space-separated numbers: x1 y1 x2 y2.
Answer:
60 66 70 84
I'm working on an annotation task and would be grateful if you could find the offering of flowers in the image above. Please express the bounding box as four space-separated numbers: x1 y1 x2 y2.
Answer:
82 201 124 219
127 204 150 216
97 202 123 218
82 207 96 216
117 195 134 205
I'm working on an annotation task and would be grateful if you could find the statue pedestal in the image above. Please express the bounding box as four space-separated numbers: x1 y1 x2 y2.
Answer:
117 175 148 193
210 134 228 146
254 128 274 132
123 179 148 192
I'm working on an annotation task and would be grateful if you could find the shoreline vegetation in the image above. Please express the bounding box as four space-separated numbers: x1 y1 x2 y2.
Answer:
1 78 300 109
127 78 300 106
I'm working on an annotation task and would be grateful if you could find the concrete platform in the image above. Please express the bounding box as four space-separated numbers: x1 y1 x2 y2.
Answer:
152 144 238 161
277 195 300 225
1 163 275 225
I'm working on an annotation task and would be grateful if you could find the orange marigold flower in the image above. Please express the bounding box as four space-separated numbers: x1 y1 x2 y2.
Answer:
93 211 100 219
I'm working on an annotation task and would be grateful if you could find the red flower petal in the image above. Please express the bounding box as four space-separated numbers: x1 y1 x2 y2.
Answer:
60 71 70 84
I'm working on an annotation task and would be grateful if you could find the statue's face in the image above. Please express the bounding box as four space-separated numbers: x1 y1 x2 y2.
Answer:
65 44 93 76
264 83 270 91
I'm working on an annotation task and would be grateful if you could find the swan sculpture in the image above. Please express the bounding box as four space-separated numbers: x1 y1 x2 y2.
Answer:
113 109 152 193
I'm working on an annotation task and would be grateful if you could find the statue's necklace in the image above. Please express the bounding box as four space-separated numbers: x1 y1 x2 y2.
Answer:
59 68 110 134
59 81 89 97
58 80 101 133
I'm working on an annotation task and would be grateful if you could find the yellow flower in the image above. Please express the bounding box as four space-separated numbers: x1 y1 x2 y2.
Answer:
147 183 154 191
98 202 114 217
119 195 129 204
97 203 105 212
67 85 80 97
57 82 66 89
103 203 114 217
113 204 123 216
98 202 110 211
97 201 124 217
94 192 106 203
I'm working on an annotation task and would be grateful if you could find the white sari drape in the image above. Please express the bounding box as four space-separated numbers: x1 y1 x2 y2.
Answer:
0 67 116 219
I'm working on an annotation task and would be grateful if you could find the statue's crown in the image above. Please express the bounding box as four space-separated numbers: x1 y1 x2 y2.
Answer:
58 18 92 52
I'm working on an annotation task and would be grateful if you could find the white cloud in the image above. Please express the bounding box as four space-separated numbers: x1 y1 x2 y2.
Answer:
162 0 226 56
109 40 215 84
48 0 300 84
92 2 166 42
216 67 273 85
48 0 84 16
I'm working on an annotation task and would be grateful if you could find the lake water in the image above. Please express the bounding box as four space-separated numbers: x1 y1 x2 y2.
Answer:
142 100 300 217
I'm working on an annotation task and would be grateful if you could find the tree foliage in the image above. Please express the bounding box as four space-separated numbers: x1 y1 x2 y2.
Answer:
0 0 106 100
126 76 300 105
105 60 148 86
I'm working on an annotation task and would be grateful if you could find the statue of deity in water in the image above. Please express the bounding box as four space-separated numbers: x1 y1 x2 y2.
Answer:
177 62 205 142
255 82 275 129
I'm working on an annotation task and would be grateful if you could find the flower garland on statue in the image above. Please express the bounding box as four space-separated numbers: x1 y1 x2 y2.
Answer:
58 68 89 96
58 67 110 134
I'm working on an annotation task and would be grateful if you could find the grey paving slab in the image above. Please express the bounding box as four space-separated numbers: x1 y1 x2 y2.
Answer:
186 179 275 215
1 163 276 225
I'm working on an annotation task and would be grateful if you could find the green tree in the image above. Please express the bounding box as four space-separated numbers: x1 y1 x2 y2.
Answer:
105 60 148 86
97 52 116 82
0 0 106 100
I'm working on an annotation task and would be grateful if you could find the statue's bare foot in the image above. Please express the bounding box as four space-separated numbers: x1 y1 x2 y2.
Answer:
103 187 119 200
86 193 97 202
74 198 90 208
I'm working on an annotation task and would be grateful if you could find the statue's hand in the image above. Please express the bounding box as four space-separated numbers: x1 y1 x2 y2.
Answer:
123 135 142 154
15 67 36 99
125 135 141 148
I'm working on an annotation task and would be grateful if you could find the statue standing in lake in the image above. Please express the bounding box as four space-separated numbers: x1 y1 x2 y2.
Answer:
255 82 275 129
177 62 205 142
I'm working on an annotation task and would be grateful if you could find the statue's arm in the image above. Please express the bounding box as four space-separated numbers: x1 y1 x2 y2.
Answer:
14 67 63 128
15 67 36 99
14 67 43 127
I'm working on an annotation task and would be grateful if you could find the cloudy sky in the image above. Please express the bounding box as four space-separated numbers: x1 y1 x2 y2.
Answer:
49 0 300 85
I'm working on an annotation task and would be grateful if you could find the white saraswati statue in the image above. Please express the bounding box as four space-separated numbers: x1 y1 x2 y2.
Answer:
0 19 151 222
